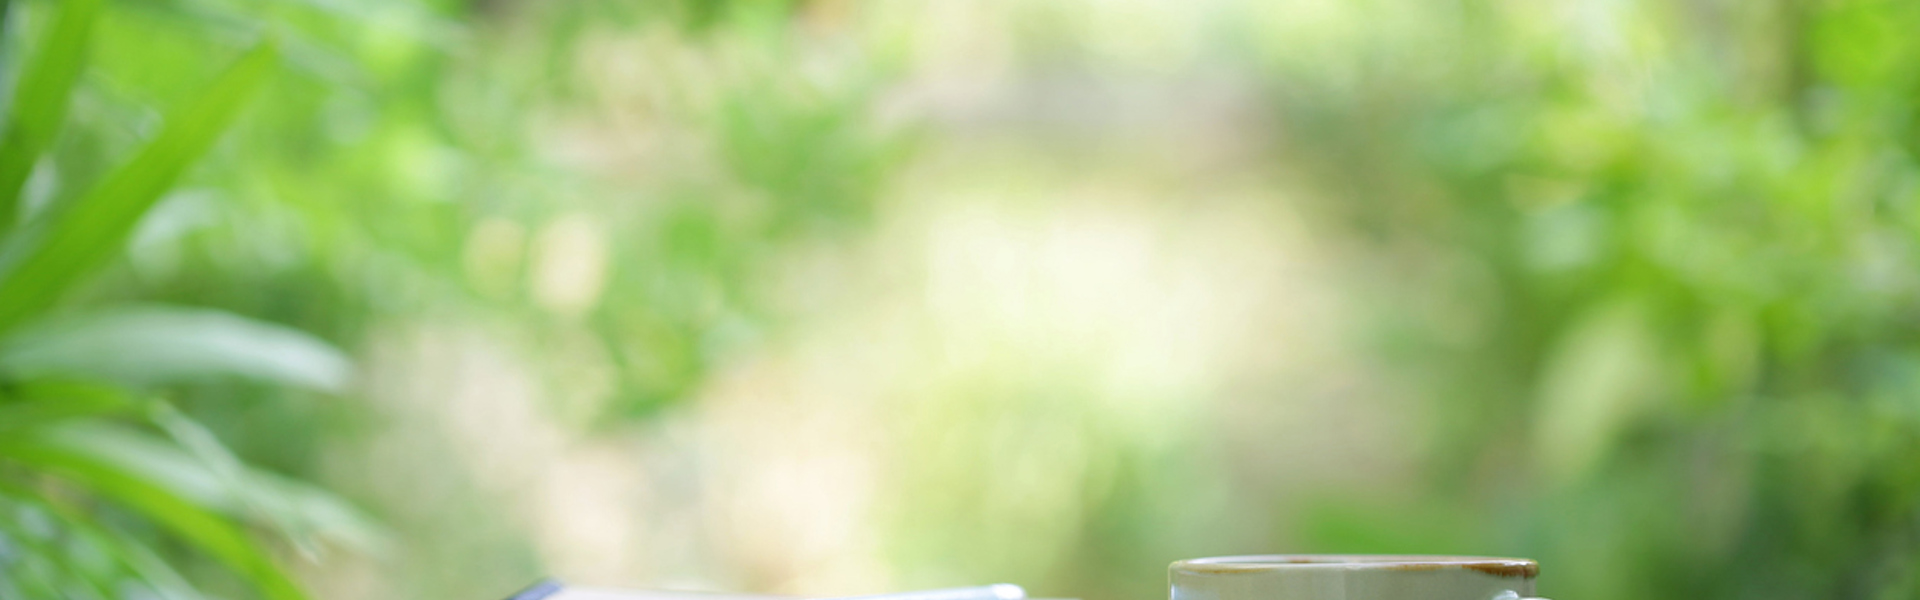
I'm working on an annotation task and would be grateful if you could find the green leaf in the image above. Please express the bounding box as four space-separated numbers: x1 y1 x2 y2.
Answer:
0 306 354 392
0 495 118 600
0 481 209 600
0 380 137 434
0 0 102 236
0 431 308 600
145 406 388 555
0 41 279 336
17 421 387 556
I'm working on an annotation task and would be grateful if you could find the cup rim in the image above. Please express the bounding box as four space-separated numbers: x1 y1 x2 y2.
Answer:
1170 555 1538 579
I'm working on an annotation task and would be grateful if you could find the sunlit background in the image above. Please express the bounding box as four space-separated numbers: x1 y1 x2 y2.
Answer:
3 1 1919 600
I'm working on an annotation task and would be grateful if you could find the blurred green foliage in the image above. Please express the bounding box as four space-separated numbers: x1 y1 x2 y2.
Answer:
3 0 1919 600
1254 1 1920 599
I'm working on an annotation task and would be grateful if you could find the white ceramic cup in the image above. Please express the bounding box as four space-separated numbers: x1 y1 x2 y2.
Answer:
1169 555 1545 600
